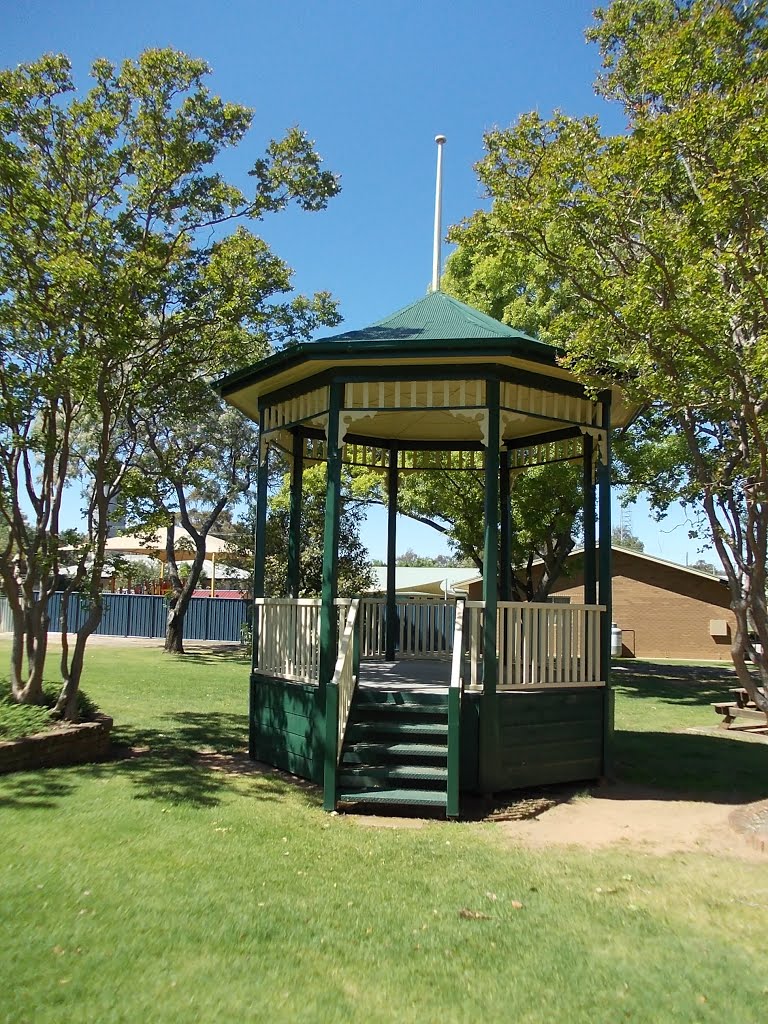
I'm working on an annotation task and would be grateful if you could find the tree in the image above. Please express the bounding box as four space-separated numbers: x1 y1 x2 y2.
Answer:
447 0 768 709
397 462 583 600
0 50 339 715
612 526 644 552
264 465 374 597
124 394 262 653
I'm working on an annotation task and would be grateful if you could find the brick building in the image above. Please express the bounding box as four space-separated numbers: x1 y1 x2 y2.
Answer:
461 546 735 662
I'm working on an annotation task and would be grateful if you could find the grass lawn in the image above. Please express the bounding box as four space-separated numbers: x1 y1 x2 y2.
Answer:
1 642 767 1023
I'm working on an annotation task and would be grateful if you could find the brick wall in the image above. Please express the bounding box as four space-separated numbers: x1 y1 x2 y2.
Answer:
465 550 735 661
0 714 113 774
547 551 734 661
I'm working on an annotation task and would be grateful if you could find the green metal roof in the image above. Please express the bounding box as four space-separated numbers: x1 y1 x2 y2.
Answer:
323 290 538 344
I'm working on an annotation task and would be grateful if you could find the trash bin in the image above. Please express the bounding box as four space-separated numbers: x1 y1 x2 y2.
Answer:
611 623 623 657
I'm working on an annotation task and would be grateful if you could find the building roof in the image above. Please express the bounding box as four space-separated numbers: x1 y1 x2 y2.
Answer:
322 291 544 345
451 545 726 592
365 565 480 597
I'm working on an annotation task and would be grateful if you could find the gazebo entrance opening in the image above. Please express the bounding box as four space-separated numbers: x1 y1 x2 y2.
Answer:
218 291 631 816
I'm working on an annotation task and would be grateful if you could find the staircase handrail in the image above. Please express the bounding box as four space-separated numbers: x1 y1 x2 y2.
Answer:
323 598 361 811
333 597 361 761
446 597 465 819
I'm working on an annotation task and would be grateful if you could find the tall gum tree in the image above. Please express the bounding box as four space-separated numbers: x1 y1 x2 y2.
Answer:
0 50 340 716
447 0 768 710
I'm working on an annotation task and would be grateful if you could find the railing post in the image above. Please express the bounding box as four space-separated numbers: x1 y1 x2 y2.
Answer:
323 682 339 811
480 380 501 794
447 598 464 820
598 392 613 777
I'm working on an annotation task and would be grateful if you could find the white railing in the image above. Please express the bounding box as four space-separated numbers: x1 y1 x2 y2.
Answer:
332 598 361 762
358 596 455 659
0 595 11 632
254 598 321 683
254 595 605 689
463 601 603 688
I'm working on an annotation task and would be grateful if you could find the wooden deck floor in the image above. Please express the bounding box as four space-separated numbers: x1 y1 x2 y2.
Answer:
358 658 450 690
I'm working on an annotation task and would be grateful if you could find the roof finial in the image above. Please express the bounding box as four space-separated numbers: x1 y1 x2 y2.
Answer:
431 134 446 293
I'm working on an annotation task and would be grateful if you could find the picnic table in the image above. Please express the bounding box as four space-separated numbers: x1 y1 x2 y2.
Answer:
712 688 768 732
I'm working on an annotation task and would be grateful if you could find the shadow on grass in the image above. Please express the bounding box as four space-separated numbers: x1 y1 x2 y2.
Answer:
170 646 250 666
613 660 739 708
0 771 77 809
615 728 768 803
106 711 321 810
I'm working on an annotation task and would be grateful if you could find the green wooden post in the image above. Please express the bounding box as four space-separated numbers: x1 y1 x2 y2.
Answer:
320 384 343 811
499 448 512 602
385 447 398 660
479 380 500 794
323 683 339 811
597 392 613 778
250 429 269 761
286 431 304 598
319 382 343 695
253 432 269 601
583 432 597 604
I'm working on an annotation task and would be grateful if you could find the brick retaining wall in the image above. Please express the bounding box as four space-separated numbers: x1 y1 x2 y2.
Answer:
0 714 113 774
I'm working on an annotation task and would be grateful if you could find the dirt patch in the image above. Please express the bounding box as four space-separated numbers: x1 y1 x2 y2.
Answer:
495 783 767 861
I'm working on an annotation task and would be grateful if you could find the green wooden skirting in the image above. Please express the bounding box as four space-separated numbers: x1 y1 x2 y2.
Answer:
250 674 323 784
462 688 604 792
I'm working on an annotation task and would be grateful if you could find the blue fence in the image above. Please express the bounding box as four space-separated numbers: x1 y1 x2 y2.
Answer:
15 593 251 643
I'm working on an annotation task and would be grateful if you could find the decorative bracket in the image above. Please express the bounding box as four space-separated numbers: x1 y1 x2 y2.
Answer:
579 426 608 467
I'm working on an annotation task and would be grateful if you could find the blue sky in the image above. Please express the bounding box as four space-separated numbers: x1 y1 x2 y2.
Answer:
2 1 714 567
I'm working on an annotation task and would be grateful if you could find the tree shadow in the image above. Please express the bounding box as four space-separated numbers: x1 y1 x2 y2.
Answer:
613 660 740 707
614 728 768 803
0 770 77 809
106 712 321 810
171 646 249 666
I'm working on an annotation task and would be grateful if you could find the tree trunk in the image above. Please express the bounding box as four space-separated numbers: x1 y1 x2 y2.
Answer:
165 594 185 654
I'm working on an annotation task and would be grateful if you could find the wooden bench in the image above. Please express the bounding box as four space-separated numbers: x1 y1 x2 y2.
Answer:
713 688 768 731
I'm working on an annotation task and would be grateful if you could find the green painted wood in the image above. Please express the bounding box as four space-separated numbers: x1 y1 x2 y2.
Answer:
499 719 604 745
337 788 447 807
252 742 320 783
583 432 597 604
499 448 512 601
346 720 448 738
460 696 480 789
341 741 447 762
253 439 269 600
447 682 460 818
255 709 316 739
598 391 613 778
386 447 398 660
287 432 304 598
494 759 602 790
323 682 339 811
479 378 501 794
496 689 604 726
250 676 318 715
248 677 256 760
319 381 343 695
339 765 448 785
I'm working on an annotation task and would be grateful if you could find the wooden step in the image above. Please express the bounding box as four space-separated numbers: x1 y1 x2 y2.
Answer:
346 720 448 738
342 741 447 763
355 689 449 708
337 787 447 807
339 764 448 787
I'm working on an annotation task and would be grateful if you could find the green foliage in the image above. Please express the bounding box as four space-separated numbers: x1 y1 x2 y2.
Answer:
0 48 340 690
447 0 768 699
265 465 374 597
611 526 644 552
398 461 582 599
395 549 473 568
1 641 767 1023
0 678 98 738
